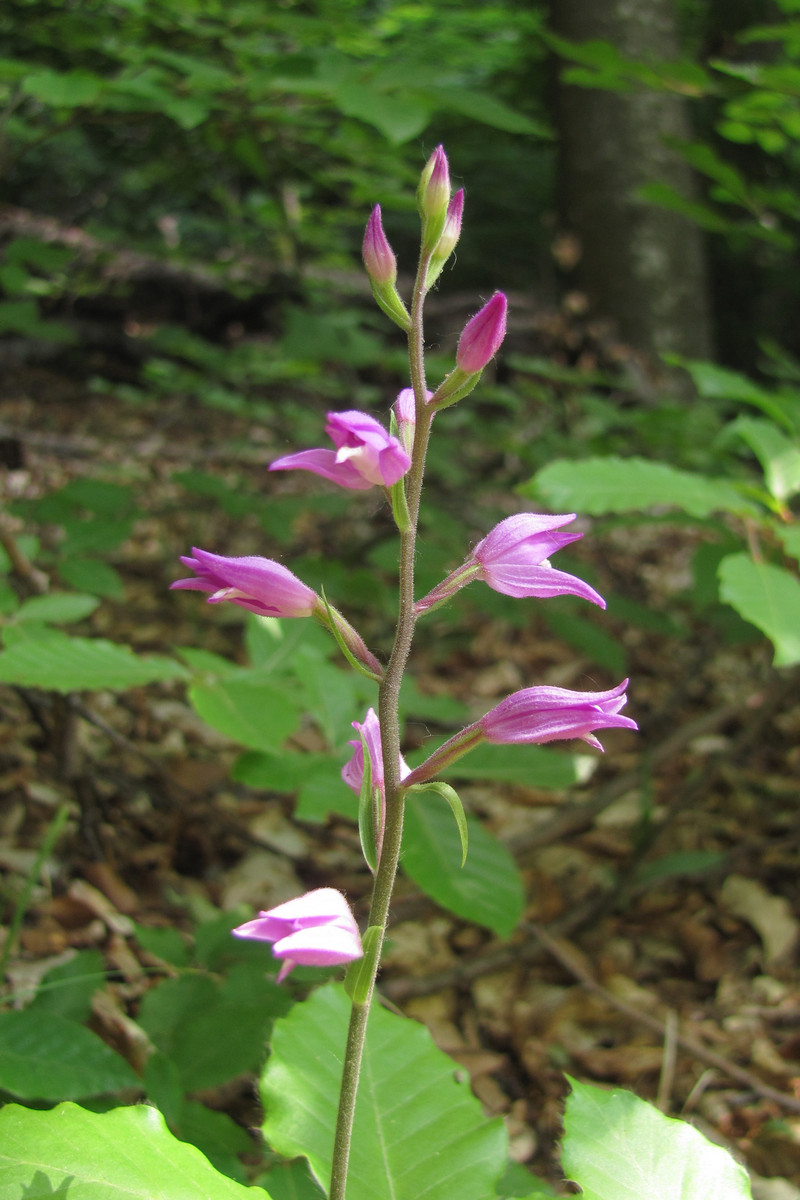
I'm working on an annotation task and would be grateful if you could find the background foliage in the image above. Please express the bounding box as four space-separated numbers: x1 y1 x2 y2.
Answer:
1 0 798 1195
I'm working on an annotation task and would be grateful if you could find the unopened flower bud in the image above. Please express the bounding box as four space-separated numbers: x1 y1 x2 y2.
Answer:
417 145 450 218
362 205 397 287
426 189 464 289
392 388 417 454
456 292 507 373
361 205 410 331
417 145 451 252
436 189 463 261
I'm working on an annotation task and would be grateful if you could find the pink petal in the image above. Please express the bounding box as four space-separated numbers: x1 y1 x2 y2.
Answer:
270 448 374 490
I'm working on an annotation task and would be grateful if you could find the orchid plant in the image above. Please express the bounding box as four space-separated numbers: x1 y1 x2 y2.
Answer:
0 143 759 1200
172 145 638 1199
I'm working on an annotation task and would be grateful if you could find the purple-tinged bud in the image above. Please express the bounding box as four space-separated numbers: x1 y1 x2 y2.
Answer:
362 205 397 287
426 189 464 289
436 189 463 261
392 387 417 454
456 293 507 374
417 145 451 220
361 205 410 331
417 145 451 253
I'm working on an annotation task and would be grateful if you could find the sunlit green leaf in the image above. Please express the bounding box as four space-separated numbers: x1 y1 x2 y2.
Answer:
0 1102 271 1198
261 983 507 1200
562 1079 752 1200
718 553 800 665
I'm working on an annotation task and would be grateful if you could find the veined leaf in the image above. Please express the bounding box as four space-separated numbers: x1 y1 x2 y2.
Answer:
562 1079 752 1200
261 983 507 1200
0 1102 271 1199
0 628 188 691
0 1010 138 1100
403 792 524 937
527 456 759 518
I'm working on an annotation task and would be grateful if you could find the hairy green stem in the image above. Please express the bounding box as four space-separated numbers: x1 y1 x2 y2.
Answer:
328 249 434 1200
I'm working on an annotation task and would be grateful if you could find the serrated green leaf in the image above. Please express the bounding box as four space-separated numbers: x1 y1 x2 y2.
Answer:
14 591 99 625
402 792 524 937
718 552 800 665
0 628 187 691
562 1079 752 1200
189 676 301 751
0 1010 139 1100
0 1102 272 1199
261 983 507 1200
527 456 759 518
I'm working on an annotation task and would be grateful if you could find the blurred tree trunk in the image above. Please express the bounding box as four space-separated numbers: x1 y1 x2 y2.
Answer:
550 0 713 359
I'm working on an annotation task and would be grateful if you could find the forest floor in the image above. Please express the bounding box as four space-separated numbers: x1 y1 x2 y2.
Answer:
2 341 800 1197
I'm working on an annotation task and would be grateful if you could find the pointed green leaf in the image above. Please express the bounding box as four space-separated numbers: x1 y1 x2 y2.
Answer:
260 983 507 1200
0 628 187 691
407 781 468 866
0 1102 272 1199
718 552 800 665
402 791 524 937
14 591 100 625
562 1079 752 1200
0 1010 138 1100
727 416 800 501
527 456 759 518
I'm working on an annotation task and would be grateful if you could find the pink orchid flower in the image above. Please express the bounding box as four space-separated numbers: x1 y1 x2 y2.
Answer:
232 888 363 983
270 410 411 491
171 548 317 617
415 513 605 613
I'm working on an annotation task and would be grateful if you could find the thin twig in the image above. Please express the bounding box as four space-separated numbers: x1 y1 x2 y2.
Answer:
527 921 800 1115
